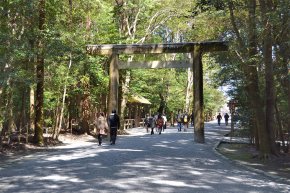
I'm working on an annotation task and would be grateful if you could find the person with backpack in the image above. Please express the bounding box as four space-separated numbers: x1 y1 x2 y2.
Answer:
144 114 150 133
148 115 155 135
183 112 189 132
108 109 120 145
145 114 154 134
176 110 183 132
149 113 157 135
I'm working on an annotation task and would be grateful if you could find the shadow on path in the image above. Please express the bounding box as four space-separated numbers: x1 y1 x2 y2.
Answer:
0 122 289 193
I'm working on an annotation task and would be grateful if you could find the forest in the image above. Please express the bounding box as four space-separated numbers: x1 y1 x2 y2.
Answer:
0 0 289 158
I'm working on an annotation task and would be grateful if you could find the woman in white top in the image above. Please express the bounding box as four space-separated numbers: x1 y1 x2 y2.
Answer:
162 113 167 132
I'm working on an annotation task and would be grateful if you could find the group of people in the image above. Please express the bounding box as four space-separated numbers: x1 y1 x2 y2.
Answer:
176 110 194 132
94 110 231 146
216 112 229 126
144 110 195 134
144 113 167 135
94 110 120 146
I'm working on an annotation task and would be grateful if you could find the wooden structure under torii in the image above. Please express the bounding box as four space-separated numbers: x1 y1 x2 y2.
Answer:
126 95 152 128
87 41 228 143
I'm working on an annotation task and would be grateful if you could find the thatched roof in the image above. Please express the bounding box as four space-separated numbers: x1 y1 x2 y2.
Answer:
128 95 151 105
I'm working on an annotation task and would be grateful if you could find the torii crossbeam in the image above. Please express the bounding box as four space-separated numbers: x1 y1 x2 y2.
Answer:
87 41 228 143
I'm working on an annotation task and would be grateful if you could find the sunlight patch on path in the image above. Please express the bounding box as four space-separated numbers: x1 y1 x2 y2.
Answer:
40 174 84 183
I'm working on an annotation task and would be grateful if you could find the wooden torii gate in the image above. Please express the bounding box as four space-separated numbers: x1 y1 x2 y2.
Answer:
87 41 228 143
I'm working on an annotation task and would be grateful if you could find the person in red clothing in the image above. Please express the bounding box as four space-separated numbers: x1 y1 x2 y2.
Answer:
156 114 164 135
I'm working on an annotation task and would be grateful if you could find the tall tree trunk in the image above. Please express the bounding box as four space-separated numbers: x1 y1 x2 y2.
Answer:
259 0 277 155
276 0 290 134
34 0 46 145
229 0 269 155
278 43 290 134
193 46 204 143
246 0 269 156
53 53 72 139
0 1 11 144
114 1 131 129
53 98 60 137
114 1 144 130
19 87 27 132
68 0 72 18
81 85 91 135
185 67 193 113
119 70 131 130
28 27 36 141
1 86 14 142
157 92 166 114
275 97 285 149
29 87 35 143
115 0 127 35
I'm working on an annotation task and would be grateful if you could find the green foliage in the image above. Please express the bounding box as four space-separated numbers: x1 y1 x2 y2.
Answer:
0 0 229 130
2 0 288 141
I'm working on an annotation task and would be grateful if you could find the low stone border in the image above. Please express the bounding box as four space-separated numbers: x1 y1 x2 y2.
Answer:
214 140 290 184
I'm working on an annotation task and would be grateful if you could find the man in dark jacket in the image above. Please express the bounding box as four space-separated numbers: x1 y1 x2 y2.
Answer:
224 113 229 126
217 113 222 126
176 110 183 132
109 109 120 145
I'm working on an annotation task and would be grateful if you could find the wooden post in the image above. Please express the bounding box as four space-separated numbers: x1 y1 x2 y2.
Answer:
108 53 119 115
134 104 138 127
137 105 141 127
128 104 132 119
193 45 205 143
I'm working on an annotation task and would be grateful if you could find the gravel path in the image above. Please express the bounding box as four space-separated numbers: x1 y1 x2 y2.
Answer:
0 122 289 193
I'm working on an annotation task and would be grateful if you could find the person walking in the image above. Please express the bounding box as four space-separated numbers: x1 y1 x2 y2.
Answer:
176 110 183 132
190 112 194 127
154 113 159 132
147 115 155 135
149 113 157 135
156 114 164 135
217 113 222 126
183 112 189 132
108 109 120 145
224 113 229 126
162 113 167 132
95 112 108 146
145 114 154 135
144 114 150 133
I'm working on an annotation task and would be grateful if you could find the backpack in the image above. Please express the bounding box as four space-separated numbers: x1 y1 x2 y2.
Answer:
144 117 149 125
148 117 154 127
109 114 118 128
183 115 188 122
157 118 163 127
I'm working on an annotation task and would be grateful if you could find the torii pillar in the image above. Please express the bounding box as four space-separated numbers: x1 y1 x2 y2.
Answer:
192 45 204 143
108 53 119 115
